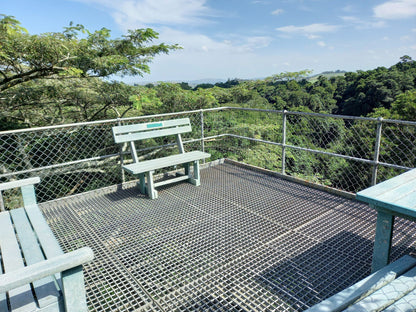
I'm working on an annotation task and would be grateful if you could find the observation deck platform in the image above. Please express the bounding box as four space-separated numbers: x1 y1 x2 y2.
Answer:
39 162 416 311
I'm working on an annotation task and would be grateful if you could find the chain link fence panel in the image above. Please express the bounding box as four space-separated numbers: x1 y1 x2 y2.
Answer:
1 107 415 209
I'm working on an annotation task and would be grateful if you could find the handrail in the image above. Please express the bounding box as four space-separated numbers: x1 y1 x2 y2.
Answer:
1 107 415 135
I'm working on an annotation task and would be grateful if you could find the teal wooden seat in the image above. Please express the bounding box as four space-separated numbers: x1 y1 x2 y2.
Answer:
306 255 416 311
356 168 416 272
0 178 94 312
112 118 210 199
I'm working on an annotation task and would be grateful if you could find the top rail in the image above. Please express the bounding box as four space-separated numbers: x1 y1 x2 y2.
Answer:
1 107 416 136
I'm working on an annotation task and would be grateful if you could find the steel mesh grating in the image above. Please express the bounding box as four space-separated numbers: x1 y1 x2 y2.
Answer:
39 162 416 311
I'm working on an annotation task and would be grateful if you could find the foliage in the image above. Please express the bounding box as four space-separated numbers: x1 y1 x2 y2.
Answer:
0 15 179 92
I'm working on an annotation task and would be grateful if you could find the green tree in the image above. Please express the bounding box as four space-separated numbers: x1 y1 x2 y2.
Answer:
0 15 179 92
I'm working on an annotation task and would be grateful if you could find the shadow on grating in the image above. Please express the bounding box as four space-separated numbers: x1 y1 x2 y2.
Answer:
39 162 416 312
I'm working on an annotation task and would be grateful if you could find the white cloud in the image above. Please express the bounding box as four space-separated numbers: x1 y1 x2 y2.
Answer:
317 41 326 47
271 9 284 15
374 0 416 19
340 16 386 29
75 0 213 28
158 28 272 54
276 23 339 36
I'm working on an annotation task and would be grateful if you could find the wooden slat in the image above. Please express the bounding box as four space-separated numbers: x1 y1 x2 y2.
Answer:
0 248 93 294
24 204 63 259
395 189 416 209
306 255 416 312
345 265 416 311
0 177 40 191
372 179 416 204
356 168 416 200
113 118 190 134
10 208 60 309
0 254 9 312
356 168 416 218
383 287 416 312
0 211 36 312
123 151 210 174
154 175 190 187
114 125 192 143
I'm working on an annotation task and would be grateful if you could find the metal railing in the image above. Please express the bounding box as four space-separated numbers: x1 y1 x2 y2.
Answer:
1 107 415 209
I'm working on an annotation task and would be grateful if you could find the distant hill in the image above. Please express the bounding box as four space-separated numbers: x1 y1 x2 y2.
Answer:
136 71 348 86
307 70 346 83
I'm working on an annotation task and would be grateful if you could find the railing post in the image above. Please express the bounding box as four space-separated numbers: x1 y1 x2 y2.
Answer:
117 118 126 183
200 110 205 164
372 117 383 186
282 110 287 175
0 192 4 211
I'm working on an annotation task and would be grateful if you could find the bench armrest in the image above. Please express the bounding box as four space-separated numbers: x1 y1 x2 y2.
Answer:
0 247 93 293
0 177 40 191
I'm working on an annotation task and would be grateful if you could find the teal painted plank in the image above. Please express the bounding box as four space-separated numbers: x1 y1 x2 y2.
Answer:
0 254 8 312
24 204 63 259
0 211 36 311
394 189 416 210
123 151 210 174
10 208 60 309
345 265 416 312
115 125 192 143
147 122 163 128
383 287 416 312
356 168 416 200
371 178 416 204
305 255 416 312
0 177 40 191
112 118 189 134
0 247 93 294
20 184 38 207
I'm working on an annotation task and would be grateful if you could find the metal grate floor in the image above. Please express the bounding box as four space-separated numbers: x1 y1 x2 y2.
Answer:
39 162 416 311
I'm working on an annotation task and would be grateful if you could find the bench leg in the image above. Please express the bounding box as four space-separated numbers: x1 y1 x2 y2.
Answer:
372 210 394 272
189 161 201 186
61 265 88 312
184 163 190 176
146 171 158 199
138 173 146 195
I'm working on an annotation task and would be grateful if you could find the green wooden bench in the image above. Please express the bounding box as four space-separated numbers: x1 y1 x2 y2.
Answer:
0 177 94 312
356 167 416 273
112 118 210 199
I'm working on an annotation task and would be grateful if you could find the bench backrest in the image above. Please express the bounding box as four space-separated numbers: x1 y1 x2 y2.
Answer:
112 118 191 143
112 118 192 163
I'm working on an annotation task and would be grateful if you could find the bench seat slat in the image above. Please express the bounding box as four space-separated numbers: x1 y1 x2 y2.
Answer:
356 169 416 199
10 208 60 309
24 204 63 260
0 254 7 312
0 212 36 312
123 151 210 175
383 287 416 311
345 265 416 311
305 255 416 312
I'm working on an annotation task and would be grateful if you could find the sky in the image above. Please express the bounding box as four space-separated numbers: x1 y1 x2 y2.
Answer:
2 0 416 83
